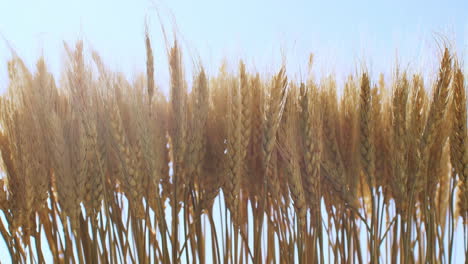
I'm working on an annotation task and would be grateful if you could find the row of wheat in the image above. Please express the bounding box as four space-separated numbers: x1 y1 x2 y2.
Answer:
0 35 466 263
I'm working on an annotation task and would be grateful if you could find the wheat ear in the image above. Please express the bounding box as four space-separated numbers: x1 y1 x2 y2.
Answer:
359 73 375 188
451 64 468 221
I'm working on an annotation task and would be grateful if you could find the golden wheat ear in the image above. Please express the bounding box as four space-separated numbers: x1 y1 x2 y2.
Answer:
418 49 452 198
238 61 252 194
300 82 322 215
451 63 468 222
262 67 288 171
390 71 410 210
168 40 188 199
280 83 307 228
359 73 375 188
145 29 155 105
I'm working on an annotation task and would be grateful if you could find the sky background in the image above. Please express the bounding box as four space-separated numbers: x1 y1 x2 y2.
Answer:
0 0 467 262
0 0 467 94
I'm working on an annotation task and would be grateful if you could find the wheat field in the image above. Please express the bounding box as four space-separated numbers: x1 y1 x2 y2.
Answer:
0 32 466 263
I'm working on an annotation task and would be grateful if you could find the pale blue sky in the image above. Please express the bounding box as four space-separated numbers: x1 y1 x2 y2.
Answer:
1 0 467 92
